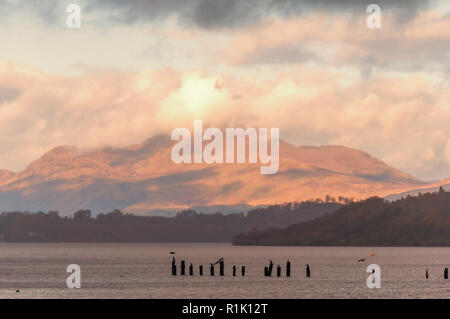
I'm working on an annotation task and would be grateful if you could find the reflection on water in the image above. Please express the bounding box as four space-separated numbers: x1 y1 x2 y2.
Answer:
0 243 448 299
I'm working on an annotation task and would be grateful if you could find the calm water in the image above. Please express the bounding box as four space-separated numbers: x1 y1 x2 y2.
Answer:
0 243 448 299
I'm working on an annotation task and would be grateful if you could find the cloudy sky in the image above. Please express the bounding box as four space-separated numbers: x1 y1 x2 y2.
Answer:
0 0 449 181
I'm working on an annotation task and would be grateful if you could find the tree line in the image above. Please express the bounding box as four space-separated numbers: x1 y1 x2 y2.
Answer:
0 199 342 242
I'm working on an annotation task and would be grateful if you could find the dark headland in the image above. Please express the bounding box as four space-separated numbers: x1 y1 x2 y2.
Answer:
233 187 450 246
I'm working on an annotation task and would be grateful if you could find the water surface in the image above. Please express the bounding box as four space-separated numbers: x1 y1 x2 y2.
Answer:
0 243 448 298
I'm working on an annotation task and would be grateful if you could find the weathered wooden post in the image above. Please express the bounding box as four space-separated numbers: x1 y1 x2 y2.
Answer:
265 260 273 276
445 268 448 279
199 265 203 276
210 263 214 276
268 260 273 276
277 265 281 277
181 260 186 276
232 265 236 277
189 263 193 276
306 264 311 278
241 266 246 276
219 260 224 276
171 257 177 276
286 260 291 277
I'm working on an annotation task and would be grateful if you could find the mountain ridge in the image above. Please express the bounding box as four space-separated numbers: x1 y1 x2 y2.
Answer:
0 135 431 216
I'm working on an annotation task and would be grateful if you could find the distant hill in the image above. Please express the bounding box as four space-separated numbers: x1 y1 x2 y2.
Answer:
385 179 450 201
134 204 262 217
0 135 425 216
0 201 341 242
233 188 450 246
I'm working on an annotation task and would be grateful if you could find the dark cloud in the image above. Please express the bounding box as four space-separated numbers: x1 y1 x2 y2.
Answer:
100 0 431 29
0 0 433 29
192 0 259 29
85 0 198 25
86 0 263 28
3 0 428 29
300 0 429 13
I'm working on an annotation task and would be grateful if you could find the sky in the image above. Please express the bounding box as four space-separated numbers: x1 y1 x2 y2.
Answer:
0 0 449 181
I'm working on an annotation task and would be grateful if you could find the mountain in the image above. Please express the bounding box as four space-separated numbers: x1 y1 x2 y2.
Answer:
233 189 450 246
0 135 426 216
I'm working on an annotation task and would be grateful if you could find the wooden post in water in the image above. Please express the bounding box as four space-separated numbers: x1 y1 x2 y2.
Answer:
181 260 186 276
219 260 224 276
171 257 177 276
232 265 236 277
210 263 215 276
265 260 273 276
189 263 193 276
306 264 311 278
199 265 203 276
268 260 273 276
277 265 281 277
445 268 448 279
286 261 291 277
241 266 246 276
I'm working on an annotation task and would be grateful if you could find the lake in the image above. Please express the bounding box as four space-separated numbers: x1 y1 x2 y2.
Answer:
0 243 448 298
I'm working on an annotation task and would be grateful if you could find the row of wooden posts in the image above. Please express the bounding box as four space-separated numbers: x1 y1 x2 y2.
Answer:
171 257 310 277
172 257 245 276
171 258 448 279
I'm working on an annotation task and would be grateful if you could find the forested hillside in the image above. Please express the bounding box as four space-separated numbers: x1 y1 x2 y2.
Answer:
233 188 450 246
